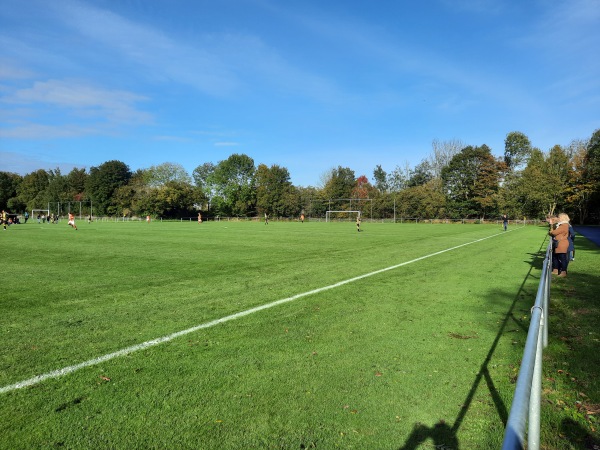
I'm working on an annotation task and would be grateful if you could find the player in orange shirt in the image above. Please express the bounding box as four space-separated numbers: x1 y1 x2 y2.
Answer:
68 213 78 230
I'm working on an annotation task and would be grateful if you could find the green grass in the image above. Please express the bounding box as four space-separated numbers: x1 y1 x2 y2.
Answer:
0 220 597 449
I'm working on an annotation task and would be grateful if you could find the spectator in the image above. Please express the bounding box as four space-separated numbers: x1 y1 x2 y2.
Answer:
549 213 570 278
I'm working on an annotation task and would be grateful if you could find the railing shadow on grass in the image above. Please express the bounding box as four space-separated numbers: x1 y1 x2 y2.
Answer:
397 238 549 450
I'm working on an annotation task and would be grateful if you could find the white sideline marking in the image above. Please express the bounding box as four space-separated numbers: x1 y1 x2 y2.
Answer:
1 229 516 394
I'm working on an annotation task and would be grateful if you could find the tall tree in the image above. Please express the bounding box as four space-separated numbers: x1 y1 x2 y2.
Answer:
584 129 600 222
352 175 371 199
429 139 463 179
210 153 256 216
66 168 88 201
565 142 594 223
146 162 191 187
255 164 298 217
545 145 570 215
148 181 200 218
504 131 532 172
322 166 355 200
388 163 410 192
442 145 503 218
0 172 22 211
45 168 70 210
85 160 132 215
192 162 216 211
372 165 388 193
16 169 49 211
406 159 433 188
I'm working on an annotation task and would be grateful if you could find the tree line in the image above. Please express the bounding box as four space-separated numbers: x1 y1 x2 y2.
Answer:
1 129 599 223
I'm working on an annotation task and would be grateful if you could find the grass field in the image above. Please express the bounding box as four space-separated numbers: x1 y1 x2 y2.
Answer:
0 220 598 449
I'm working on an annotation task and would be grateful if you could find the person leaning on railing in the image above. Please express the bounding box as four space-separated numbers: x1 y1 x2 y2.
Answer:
549 213 570 278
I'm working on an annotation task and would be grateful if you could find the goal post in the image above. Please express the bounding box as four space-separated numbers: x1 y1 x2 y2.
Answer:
31 209 50 219
325 210 361 222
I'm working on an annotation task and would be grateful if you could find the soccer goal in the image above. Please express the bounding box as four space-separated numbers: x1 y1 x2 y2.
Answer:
31 209 50 220
325 210 361 222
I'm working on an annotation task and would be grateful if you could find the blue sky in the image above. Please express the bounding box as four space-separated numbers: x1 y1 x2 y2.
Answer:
1 0 599 187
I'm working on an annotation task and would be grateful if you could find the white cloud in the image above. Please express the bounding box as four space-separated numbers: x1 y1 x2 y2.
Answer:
41 0 342 103
0 123 98 139
0 151 83 175
7 79 151 124
0 59 34 79
48 0 240 97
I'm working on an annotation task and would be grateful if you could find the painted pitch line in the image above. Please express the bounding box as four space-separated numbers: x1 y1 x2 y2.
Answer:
0 228 518 394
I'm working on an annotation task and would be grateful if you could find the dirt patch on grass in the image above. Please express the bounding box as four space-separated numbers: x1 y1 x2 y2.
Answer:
448 332 478 339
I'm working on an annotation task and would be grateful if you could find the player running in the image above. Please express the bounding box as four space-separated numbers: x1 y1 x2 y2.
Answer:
68 212 78 230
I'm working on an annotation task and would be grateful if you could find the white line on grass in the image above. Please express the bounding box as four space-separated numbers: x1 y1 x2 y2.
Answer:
1 228 519 394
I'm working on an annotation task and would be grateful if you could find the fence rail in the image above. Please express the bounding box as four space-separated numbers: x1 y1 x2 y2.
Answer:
501 241 552 449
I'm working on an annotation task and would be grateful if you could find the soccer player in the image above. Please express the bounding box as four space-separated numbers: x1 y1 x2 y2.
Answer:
1 209 7 230
356 214 361 232
68 212 78 230
198 212 202 224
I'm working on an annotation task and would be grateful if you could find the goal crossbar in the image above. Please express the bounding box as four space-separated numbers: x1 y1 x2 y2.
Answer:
325 210 361 222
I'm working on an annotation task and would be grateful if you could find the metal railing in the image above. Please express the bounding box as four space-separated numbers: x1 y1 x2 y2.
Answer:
501 241 552 449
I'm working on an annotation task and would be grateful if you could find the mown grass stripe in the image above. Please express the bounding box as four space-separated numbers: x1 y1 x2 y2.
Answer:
0 227 519 395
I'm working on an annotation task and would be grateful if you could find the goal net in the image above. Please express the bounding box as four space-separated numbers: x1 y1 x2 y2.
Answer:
31 209 50 219
325 210 361 222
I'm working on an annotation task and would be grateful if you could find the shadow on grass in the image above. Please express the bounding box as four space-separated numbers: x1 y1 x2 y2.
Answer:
398 237 549 450
545 236 600 449
560 418 600 449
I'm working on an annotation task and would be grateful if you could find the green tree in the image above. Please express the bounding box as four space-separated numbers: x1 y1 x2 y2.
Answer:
406 160 433 188
565 142 594 223
16 169 49 211
192 162 216 211
545 145 570 215
406 179 446 219
148 181 200 218
322 166 355 200
442 145 503 218
45 168 70 213
66 168 88 201
510 149 552 218
85 160 132 215
504 131 532 171
388 163 410 192
372 165 388 193
584 129 600 222
146 162 191 187
255 164 298 218
0 172 22 211
210 154 256 217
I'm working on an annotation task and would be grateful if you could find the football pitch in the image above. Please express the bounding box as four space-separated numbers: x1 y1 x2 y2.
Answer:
1 220 549 448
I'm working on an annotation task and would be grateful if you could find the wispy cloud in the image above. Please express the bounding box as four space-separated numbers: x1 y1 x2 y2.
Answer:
0 151 83 175
0 59 34 79
0 123 99 139
6 79 151 124
47 1 241 97
42 0 342 103
1 79 152 138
